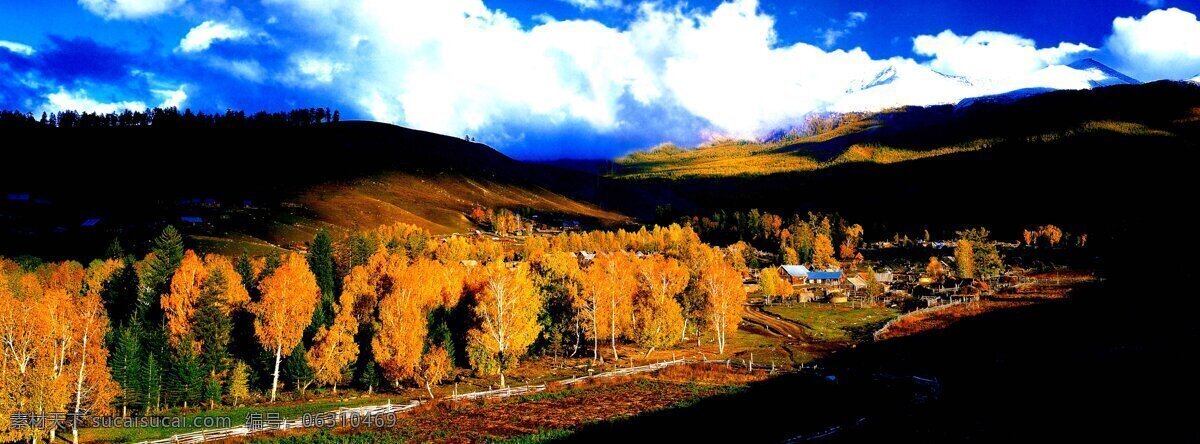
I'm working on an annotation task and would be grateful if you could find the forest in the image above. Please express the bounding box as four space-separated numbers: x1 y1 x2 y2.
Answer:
0 223 749 443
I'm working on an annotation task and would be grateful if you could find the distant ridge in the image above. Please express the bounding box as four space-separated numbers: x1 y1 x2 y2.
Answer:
1066 58 1141 87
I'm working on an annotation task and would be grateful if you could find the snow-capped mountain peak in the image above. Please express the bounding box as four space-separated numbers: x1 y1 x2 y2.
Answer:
1066 58 1141 87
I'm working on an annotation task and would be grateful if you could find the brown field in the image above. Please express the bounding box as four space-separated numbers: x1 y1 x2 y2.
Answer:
878 273 1096 340
242 373 751 443
300 172 628 235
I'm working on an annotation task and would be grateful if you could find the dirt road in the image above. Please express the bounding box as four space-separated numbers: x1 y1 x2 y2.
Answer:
742 305 811 342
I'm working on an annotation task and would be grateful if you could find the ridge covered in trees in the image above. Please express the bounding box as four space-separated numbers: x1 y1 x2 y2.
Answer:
0 107 339 129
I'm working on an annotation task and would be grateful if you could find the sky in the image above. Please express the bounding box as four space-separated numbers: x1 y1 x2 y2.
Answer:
2 0 1200 159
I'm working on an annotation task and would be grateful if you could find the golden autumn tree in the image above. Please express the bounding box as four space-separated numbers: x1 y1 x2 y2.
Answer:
162 251 206 348
700 260 746 355
926 257 945 280
434 235 473 264
955 239 976 278
306 286 359 393
469 262 541 388
0 270 54 442
578 253 637 362
758 267 787 305
416 346 451 399
67 260 122 444
1 260 121 444
162 251 249 349
372 258 442 385
813 233 836 269
251 253 320 402
632 255 688 355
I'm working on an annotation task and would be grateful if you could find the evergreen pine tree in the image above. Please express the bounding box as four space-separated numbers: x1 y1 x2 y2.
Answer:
194 273 233 405
109 326 143 417
308 229 336 298
234 254 256 299
166 336 203 408
105 236 125 259
282 343 315 395
307 230 338 333
359 363 380 394
141 347 163 414
104 257 141 328
139 225 185 324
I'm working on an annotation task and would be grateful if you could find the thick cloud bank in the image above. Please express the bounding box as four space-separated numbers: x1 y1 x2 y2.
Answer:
3 1 1198 158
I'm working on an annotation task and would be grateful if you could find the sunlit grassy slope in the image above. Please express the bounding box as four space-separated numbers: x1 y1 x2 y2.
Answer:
0 120 627 258
614 82 1200 180
300 172 627 235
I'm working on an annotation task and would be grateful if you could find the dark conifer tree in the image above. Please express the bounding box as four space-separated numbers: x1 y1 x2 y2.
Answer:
109 326 143 417
166 336 203 408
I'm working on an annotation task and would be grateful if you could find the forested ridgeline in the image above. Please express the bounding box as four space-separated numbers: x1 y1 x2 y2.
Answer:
0 222 750 442
0 107 521 201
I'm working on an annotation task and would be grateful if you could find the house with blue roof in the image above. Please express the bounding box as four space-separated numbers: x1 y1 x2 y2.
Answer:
806 270 843 285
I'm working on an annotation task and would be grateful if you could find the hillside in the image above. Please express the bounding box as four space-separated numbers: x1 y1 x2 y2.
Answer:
604 81 1199 236
0 120 626 258
615 81 1198 180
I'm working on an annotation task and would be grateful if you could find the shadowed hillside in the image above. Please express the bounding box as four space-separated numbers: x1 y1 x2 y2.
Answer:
603 81 1199 239
0 120 625 258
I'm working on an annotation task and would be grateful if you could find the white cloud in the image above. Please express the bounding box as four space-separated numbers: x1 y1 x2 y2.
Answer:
257 0 1131 142
153 86 188 108
1107 8 1200 80
818 11 867 47
284 56 350 85
914 30 1094 82
0 40 36 56
209 59 267 82
41 89 148 114
561 0 623 10
177 21 251 53
77 0 184 20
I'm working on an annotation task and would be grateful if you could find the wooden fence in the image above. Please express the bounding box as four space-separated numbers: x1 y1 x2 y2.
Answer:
139 359 690 443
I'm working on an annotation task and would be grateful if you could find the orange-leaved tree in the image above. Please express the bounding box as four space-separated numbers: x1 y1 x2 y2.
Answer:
578 253 637 362
162 251 249 349
252 253 320 402
813 233 836 269
469 262 541 388
416 346 451 399
306 284 359 394
162 251 205 348
372 258 443 386
632 255 688 355
700 259 746 355
69 260 123 444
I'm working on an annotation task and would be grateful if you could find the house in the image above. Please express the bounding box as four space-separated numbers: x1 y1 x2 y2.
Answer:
807 270 843 285
845 276 868 292
778 265 810 284
874 271 894 284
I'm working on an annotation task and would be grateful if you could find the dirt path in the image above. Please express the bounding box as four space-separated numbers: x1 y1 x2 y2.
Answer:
742 305 812 342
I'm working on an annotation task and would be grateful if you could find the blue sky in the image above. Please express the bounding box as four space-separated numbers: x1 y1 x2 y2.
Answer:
3 0 1200 159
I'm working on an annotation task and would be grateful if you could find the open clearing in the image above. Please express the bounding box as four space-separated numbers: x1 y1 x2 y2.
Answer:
765 304 899 342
